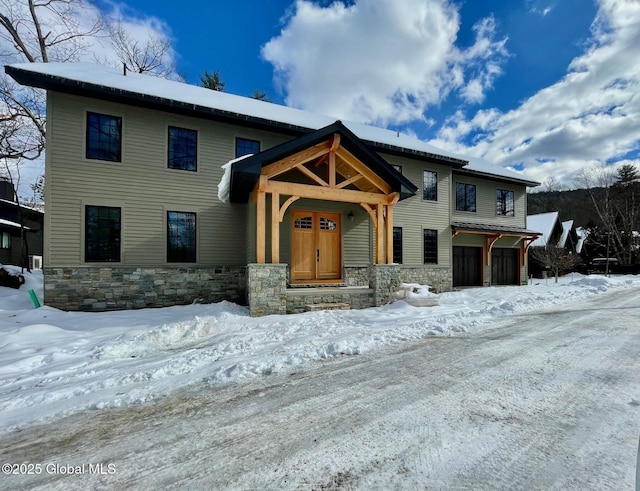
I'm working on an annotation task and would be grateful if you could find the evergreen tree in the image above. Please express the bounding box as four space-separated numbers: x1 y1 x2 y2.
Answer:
250 90 271 102
200 70 225 91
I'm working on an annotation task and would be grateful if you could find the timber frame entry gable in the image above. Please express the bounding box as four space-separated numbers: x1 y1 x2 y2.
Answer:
227 121 418 268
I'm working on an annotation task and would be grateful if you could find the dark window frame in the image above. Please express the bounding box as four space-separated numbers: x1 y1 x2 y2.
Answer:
423 229 438 264
85 205 121 262
86 112 122 162
392 226 403 264
423 170 438 201
456 182 477 212
235 137 260 158
1 231 11 249
167 211 197 263
496 189 515 216
168 126 198 171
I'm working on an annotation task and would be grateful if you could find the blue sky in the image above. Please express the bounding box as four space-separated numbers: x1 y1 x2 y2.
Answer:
17 0 640 189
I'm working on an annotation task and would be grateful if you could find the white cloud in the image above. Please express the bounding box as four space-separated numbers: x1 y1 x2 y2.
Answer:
433 0 640 188
262 0 508 126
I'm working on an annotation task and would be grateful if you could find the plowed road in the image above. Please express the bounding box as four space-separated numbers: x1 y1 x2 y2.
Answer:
2 287 639 490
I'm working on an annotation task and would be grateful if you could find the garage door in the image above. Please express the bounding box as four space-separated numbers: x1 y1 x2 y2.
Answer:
453 246 482 287
491 248 519 285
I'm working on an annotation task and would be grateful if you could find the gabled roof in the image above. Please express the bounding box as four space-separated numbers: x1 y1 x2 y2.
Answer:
5 62 540 186
558 220 575 248
526 212 560 247
227 121 418 203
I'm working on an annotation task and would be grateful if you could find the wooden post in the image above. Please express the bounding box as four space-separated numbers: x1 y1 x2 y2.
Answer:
271 192 279 264
256 190 265 264
376 204 384 264
386 204 393 264
329 150 336 188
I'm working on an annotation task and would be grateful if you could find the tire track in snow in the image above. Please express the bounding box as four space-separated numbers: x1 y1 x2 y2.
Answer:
1 287 639 490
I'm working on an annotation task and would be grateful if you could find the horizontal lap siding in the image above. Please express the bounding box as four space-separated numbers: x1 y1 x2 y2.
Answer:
451 173 527 228
384 155 452 266
47 92 289 267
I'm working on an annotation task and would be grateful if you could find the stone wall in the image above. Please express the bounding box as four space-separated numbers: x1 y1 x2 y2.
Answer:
43 266 246 311
370 264 402 306
396 265 453 293
343 266 370 286
246 263 287 317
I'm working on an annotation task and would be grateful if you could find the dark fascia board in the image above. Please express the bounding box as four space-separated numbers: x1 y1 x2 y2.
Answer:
5 65 311 137
230 121 418 203
6 65 469 165
453 167 540 188
369 142 467 168
451 221 541 236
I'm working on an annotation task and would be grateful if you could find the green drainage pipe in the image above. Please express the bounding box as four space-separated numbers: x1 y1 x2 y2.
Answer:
29 289 41 308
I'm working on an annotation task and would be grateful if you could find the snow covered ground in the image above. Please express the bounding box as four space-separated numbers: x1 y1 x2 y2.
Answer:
1 265 639 435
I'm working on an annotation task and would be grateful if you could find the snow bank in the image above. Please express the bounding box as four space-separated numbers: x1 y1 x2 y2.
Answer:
0 271 638 433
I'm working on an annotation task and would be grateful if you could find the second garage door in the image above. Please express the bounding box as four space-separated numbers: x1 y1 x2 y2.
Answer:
491 248 519 285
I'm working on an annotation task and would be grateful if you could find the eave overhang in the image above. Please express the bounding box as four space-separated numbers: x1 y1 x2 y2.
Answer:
451 221 541 237
453 167 540 188
5 64 467 167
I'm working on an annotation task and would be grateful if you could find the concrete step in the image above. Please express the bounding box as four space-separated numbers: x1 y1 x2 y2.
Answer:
305 302 350 312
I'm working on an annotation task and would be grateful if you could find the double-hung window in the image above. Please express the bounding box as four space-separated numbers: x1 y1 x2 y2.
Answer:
167 211 196 262
456 183 476 212
235 138 260 158
86 112 121 162
423 171 437 201
168 126 197 171
496 189 515 216
85 206 121 262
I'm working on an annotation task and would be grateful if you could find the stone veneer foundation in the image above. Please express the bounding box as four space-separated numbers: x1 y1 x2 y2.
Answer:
247 263 288 317
44 263 453 315
44 266 247 311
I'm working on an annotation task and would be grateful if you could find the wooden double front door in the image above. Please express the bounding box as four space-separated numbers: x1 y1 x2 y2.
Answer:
291 210 341 282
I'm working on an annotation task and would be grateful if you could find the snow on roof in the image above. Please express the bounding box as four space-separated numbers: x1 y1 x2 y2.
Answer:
0 218 30 230
575 226 589 254
558 220 574 248
527 212 560 247
0 198 44 213
8 62 538 185
217 154 253 203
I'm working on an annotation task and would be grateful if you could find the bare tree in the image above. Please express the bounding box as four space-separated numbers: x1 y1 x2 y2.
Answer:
580 162 640 264
530 245 581 283
107 18 176 77
0 0 103 63
1 0 178 267
0 0 103 164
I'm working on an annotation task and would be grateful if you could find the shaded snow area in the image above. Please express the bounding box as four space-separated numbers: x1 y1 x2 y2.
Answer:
0 266 639 434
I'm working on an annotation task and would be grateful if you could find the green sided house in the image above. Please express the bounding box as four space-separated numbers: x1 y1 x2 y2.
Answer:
5 62 540 316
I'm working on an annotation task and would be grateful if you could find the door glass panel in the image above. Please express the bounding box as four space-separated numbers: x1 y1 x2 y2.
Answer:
319 217 337 230
294 216 312 229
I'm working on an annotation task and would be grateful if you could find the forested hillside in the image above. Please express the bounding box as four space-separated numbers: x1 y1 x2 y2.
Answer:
527 188 595 227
